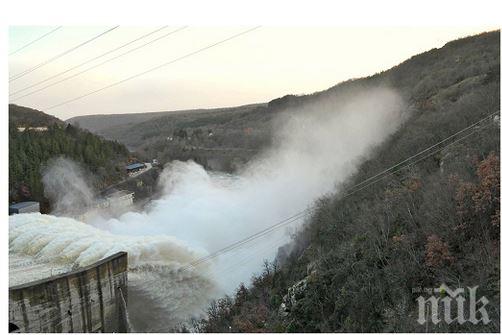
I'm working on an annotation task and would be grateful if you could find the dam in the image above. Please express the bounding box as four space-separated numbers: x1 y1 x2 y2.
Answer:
9 252 129 333
8 212 221 332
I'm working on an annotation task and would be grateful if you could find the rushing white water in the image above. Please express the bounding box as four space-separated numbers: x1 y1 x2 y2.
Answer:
9 87 407 330
9 213 219 326
9 253 73 287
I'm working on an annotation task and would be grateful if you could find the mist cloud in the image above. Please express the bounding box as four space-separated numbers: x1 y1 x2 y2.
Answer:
41 157 96 214
92 86 407 299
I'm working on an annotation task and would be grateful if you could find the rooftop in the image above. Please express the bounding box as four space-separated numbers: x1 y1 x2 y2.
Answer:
9 201 39 210
126 162 145 170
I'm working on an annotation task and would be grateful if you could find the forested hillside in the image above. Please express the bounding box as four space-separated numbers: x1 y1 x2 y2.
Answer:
67 103 267 145
68 103 270 172
192 31 500 332
9 105 130 212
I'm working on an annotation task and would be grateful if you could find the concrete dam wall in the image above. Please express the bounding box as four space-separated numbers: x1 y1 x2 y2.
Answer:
9 252 129 333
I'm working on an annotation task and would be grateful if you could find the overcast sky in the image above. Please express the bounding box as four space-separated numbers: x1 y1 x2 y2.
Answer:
8 26 496 120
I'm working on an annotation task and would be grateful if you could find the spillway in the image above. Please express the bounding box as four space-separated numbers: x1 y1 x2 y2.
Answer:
9 213 220 332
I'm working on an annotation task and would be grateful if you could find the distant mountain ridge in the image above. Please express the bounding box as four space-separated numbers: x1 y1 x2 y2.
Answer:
67 103 266 137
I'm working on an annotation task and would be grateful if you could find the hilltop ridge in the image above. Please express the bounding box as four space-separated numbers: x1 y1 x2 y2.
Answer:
9 104 64 127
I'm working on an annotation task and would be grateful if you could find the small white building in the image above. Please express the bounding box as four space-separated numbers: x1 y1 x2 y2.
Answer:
9 202 40 215
17 126 48 132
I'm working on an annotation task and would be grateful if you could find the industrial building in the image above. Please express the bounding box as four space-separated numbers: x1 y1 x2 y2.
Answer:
9 201 40 215
126 162 146 175
9 252 129 332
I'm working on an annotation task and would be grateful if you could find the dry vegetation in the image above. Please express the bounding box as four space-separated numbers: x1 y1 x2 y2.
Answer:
190 31 500 332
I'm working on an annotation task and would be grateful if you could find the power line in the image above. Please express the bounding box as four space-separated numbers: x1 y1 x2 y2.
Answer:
10 26 171 98
11 26 188 102
9 26 120 82
187 210 309 269
9 26 62 56
202 232 289 284
43 26 261 111
342 117 495 198
180 112 498 272
347 112 498 192
183 120 492 271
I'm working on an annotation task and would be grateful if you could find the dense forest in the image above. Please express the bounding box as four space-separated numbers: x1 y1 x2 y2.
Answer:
9 105 130 212
191 31 500 332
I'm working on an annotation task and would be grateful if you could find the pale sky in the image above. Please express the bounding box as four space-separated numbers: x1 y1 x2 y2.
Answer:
8 26 497 120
